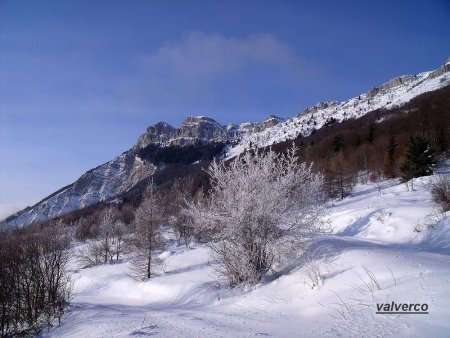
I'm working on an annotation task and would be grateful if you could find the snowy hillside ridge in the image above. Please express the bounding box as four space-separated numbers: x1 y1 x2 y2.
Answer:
4 150 155 227
44 173 450 337
225 61 450 158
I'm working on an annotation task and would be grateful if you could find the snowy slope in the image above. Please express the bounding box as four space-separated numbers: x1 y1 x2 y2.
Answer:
44 172 450 337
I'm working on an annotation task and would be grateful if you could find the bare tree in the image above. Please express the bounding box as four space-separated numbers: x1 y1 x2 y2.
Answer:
130 180 165 279
184 146 328 287
325 152 354 199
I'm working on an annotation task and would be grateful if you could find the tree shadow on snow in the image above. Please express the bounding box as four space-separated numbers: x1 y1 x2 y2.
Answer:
336 210 378 236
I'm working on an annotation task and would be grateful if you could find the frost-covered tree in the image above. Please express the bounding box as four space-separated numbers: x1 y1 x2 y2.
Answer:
78 207 118 267
184 146 327 287
111 220 127 261
98 207 116 263
163 178 204 250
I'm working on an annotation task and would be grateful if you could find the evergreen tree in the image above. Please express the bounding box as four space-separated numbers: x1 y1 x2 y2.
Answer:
383 134 398 178
367 121 376 144
332 134 345 153
386 134 397 162
400 136 435 181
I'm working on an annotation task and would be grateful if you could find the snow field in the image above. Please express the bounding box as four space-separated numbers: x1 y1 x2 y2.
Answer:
44 173 450 337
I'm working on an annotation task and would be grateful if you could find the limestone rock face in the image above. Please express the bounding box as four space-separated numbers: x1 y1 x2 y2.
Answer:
133 122 177 150
428 62 450 79
302 101 338 116
178 116 226 143
134 116 227 149
380 75 415 92
367 87 379 98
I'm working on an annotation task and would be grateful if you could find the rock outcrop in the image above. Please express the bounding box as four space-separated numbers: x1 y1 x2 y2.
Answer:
134 116 227 149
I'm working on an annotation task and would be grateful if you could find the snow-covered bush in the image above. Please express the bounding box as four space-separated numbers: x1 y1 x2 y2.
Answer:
184 146 327 287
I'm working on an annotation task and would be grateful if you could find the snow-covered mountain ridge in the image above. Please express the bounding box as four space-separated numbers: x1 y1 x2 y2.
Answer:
225 61 450 157
3 60 449 227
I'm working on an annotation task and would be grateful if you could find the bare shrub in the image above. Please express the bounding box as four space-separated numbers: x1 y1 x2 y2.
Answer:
0 223 72 336
304 261 322 289
374 209 390 223
77 241 104 268
351 266 382 302
431 174 450 212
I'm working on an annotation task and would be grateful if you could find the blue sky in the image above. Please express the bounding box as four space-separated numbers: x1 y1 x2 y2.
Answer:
0 0 449 219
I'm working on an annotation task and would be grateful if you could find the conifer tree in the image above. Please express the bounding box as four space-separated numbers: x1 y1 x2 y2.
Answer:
400 136 435 182
367 121 376 144
332 135 345 153
383 134 398 178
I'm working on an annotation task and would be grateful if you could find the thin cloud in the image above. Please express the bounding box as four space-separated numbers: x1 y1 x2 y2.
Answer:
144 32 294 79
119 32 301 118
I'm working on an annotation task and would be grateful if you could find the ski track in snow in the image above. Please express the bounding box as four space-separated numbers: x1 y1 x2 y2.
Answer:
42 174 450 338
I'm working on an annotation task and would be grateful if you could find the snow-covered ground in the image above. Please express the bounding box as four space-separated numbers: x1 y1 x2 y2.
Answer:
43 173 450 337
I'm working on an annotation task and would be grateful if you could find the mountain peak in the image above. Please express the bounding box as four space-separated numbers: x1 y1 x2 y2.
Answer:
182 116 218 125
134 115 226 150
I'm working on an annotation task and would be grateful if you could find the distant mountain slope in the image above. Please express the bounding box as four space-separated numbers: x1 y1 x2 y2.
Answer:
3 60 449 227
